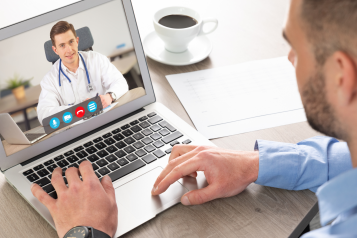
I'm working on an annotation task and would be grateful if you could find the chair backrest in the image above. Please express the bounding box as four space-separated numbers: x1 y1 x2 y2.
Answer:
44 26 94 64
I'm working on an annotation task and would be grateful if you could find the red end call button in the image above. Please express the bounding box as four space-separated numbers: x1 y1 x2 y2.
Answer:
75 106 85 118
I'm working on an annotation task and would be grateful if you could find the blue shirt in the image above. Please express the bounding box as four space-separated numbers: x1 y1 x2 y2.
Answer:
254 136 356 237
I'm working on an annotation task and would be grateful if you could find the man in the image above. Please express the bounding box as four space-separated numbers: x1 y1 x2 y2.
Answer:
37 21 129 124
31 0 356 237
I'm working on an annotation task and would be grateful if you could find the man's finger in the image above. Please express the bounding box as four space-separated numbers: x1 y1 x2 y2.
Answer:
66 167 81 186
78 161 97 181
51 167 67 194
180 185 220 206
31 183 56 208
101 175 116 202
168 144 199 162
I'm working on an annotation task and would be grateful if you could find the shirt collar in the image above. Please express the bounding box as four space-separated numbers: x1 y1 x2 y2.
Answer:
61 52 85 75
317 167 357 226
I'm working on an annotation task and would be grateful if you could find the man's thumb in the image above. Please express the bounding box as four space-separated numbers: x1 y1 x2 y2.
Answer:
181 185 218 206
101 175 116 199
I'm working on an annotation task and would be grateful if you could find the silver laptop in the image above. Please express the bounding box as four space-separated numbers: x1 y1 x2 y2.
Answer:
0 0 213 237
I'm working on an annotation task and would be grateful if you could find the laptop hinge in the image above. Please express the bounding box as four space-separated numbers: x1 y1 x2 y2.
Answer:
20 108 145 166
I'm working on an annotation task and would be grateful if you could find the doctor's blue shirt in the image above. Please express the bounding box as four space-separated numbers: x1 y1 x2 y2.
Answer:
254 136 357 237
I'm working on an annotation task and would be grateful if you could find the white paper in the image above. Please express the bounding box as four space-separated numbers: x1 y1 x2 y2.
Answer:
166 57 307 139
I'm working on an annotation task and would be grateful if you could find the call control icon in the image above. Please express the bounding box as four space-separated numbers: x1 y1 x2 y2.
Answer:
87 101 97 112
75 106 85 118
63 112 73 123
50 117 60 129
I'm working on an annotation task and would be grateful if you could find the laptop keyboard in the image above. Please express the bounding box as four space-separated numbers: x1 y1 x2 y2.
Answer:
22 112 192 199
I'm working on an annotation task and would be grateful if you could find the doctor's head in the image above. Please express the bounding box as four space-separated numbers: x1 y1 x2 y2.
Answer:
284 0 357 143
50 21 79 66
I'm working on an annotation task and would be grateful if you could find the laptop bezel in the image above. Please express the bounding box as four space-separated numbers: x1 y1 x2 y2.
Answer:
0 0 156 171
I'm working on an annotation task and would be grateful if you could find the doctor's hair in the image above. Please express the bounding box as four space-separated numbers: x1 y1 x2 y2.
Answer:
301 0 357 65
50 21 77 47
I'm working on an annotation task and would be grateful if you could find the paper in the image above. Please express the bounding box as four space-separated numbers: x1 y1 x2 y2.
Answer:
166 57 307 139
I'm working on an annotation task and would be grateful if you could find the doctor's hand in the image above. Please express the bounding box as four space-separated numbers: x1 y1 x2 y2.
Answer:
31 161 118 238
100 94 112 109
151 145 259 206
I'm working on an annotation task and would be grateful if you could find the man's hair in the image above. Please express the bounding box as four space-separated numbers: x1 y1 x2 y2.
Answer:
50 21 77 47
301 0 357 65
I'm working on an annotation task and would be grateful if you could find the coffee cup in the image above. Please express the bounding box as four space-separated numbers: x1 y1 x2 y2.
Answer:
153 7 218 53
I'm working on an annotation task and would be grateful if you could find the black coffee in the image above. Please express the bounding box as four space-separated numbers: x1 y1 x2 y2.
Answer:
158 14 198 29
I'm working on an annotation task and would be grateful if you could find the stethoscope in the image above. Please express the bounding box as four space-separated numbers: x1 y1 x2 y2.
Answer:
58 52 93 92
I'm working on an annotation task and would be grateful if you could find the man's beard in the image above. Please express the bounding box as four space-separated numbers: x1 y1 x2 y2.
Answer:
301 69 345 140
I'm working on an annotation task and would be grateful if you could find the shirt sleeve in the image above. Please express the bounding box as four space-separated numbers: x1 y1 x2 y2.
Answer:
254 136 352 192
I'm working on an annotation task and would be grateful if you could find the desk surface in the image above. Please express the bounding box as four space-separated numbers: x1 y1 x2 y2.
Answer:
0 0 320 237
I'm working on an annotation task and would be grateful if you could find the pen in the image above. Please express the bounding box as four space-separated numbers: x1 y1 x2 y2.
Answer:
96 93 98 98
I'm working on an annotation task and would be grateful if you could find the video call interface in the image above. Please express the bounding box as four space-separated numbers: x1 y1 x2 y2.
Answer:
0 0 146 156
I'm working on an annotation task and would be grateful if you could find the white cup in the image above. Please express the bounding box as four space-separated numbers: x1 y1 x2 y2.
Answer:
153 7 218 53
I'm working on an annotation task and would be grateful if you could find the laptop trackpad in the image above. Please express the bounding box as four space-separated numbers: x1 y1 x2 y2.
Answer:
114 167 188 236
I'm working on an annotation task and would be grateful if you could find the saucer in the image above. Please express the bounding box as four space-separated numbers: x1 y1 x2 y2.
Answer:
143 31 212 66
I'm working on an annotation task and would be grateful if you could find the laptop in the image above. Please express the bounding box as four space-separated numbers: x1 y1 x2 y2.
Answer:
0 113 47 145
0 0 214 237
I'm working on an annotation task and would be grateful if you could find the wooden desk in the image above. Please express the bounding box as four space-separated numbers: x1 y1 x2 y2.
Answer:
0 0 319 237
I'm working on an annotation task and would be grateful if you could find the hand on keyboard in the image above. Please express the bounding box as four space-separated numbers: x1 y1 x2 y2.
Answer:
31 161 118 238
151 145 259 206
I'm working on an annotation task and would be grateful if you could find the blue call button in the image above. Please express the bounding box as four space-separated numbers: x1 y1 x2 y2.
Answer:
49 117 60 129
63 112 73 123
87 101 97 112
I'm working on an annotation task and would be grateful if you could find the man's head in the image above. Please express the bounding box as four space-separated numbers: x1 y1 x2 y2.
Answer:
50 21 79 65
284 0 357 141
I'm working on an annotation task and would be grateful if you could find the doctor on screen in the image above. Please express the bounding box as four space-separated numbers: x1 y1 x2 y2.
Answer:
37 21 129 125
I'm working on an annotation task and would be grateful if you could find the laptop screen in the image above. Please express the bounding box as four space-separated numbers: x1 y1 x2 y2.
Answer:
0 0 149 160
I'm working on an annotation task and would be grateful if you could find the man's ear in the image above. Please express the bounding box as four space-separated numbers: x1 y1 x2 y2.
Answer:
76 37 79 45
52 46 59 55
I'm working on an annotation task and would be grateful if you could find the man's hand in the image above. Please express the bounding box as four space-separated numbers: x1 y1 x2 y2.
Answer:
151 145 259 206
31 161 118 238
100 94 112 109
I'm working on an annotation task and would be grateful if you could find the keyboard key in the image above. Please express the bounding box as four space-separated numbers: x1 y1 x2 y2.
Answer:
108 162 119 171
49 191 58 199
162 131 183 144
150 125 161 132
76 151 88 159
105 154 117 163
74 146 84 152
124 137 135 144
112 128 121 134
98 167 110 176
124 146 135 154
44 160 54 166
57 160 69 168
142 154 157 164
62 168 67 176
142 137 153 145
133 141 144 149
122 129 133 137
35 177 50 187
142 129 153 136
84 141 93 147
86 146 98 154
47 164 58 172
42 184 55 193
133 133 144 140
159 129 170 136
144 145 156 153
126 153 138 162
165 148 172 154
67 155 79 163
78 159 87 165
182 139 192 144
159 121 176 132
117 158 129 166
97 159 108 167
103 133 112 139
63 177 68 184
147 112 156 117
115 141 126 149
135 149 147 157
139 116 148 121
92 163 99 171
95 142 107 150
130 120 139 126
68 163 79 169
64 151 74 157
109 160 146 182
37 169 49 177
170 141 180 146
104 138 116 145
23 169 33 176
113 133 125 141
26 174 39 182
115 150 127 158
148 115 162 124
121 124 130 130
95 172 101 178
54 155 64 161
150 133 162 140
153 140 164 148
97 150 109 158
153 149 166 158
87 155 100 162
139 121 150 128
106 145 118 154
33 164 44 171
93 137 103 143
130 125 142 133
